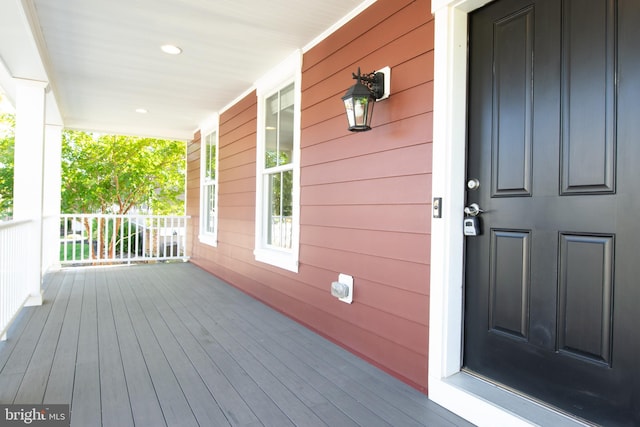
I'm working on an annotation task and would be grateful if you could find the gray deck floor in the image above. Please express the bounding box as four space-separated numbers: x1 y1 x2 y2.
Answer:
0 262 474 427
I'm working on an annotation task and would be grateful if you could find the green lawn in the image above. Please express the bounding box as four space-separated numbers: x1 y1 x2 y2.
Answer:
60 241 91 261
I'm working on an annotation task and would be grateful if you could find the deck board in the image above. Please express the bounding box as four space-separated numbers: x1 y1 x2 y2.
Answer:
0 262 475 427
44 273 84 405
108 269 166 427
72 269 102 427
96 269 134 427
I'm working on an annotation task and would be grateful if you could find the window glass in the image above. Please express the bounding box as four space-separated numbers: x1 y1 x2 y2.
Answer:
267 169 293 248
200 129 218 242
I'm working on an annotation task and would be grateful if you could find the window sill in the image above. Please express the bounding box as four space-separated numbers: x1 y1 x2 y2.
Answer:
254 247 298 273
198 234 217 247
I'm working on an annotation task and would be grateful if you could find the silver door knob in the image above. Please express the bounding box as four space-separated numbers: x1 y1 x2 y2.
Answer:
464 203 483 216
467 178 480 190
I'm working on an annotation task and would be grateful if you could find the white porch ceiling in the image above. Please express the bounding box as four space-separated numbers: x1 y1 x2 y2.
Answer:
0 0 372 140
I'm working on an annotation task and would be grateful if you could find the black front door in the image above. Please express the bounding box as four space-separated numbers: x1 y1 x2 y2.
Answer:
464 1 640 425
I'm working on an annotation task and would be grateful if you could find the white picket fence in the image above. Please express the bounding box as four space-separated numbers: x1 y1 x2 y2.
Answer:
59 214 189 265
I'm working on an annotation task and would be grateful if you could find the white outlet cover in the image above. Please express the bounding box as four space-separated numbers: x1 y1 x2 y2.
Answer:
338 273 353 304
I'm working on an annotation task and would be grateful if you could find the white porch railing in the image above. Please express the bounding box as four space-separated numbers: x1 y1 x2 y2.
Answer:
269 215 293 248
0 219 34 340
60 214 189 265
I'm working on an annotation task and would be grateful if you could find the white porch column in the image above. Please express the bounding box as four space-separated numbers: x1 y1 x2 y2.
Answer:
42 124 62 273
13 78 48 306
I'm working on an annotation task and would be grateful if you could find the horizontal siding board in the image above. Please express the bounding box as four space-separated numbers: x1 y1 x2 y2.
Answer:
218 176 255 194
220 147 255 170
302 226 430 264
302 113 433 163
353 279 429 327
220 135 256 160
301 174 432 206
186 163 199 177
302 111 433 156
217 230 255 250
302 144 432 186
301 114 351 149
220 120 256 151
186 174 199 186
218 206 255 222
374 82 434 128
218 218 254 235
301 204 431 234
218 162 255 183
219 191 254 207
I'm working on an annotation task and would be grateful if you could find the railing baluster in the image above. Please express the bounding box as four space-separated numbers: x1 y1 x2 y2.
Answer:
126 218 132 264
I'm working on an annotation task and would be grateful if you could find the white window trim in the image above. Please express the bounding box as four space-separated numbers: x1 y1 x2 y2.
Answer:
199 115 219 247
429 2 588 426
254 51 302 273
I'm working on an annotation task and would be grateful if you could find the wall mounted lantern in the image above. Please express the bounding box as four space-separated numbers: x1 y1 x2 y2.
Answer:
341 66 390 132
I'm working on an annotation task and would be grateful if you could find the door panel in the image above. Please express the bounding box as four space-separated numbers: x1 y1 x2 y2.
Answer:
491 6 533 197
561 0 616 194
558 233 614 365
465 1 640 425
489 230 530 340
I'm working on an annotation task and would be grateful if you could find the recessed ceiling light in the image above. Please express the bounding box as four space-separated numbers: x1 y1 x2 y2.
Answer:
135 108 148 114
161 44 182 55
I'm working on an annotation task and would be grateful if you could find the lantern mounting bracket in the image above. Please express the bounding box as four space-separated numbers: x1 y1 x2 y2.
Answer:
351 67 386 100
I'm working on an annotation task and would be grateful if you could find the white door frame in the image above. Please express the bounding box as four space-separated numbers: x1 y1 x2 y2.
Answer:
428 1 587 425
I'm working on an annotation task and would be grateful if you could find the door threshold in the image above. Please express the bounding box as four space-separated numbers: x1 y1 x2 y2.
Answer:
438 372 592 427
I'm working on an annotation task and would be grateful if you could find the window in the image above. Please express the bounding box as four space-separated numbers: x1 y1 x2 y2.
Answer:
255 52 301 272
199 123 218 246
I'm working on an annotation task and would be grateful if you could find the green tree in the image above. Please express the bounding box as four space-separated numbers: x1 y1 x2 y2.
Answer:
0 112 15 219
62 131 185 215
61 131 186 259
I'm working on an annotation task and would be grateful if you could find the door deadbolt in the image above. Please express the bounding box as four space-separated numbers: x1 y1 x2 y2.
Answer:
467 178 480 190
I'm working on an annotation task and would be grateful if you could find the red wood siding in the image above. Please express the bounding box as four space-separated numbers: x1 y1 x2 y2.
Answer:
186 130 201 255
186 0 434 392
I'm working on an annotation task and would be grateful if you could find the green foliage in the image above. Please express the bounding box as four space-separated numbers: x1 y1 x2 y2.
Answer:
0 112 15 219
265 150 293 217
61 131 186 215
0 111 186 220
